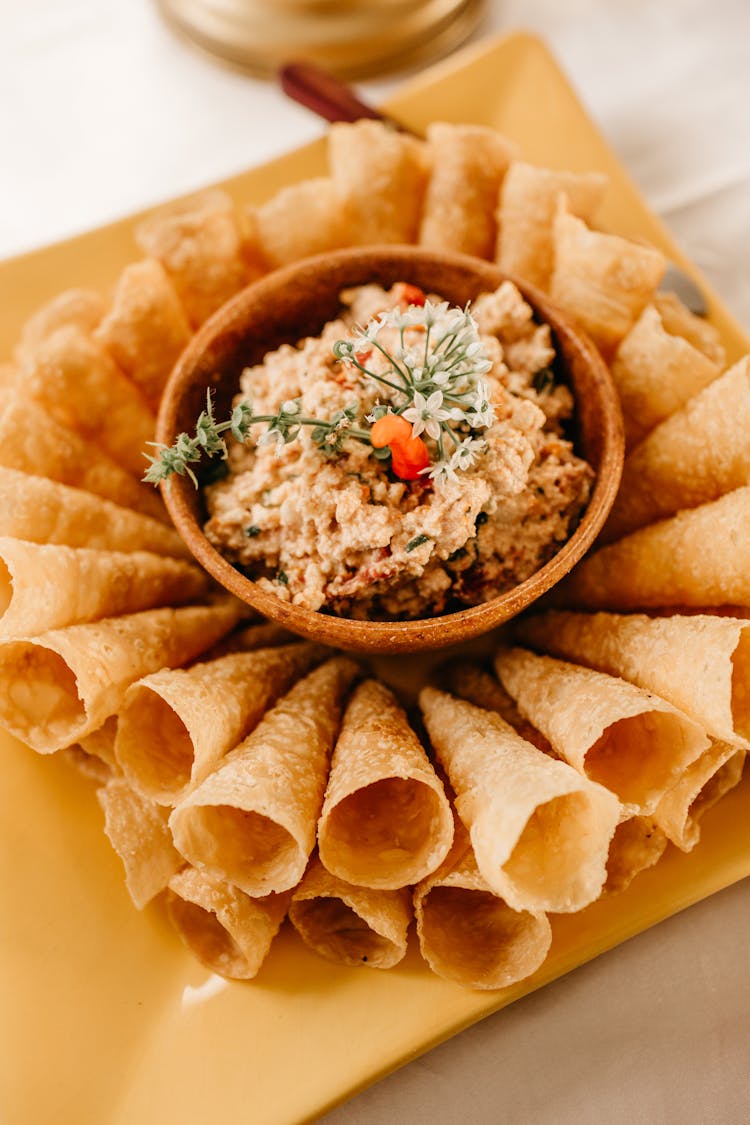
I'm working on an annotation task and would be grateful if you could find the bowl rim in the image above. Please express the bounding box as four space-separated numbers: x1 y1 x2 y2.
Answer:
156 246 624 653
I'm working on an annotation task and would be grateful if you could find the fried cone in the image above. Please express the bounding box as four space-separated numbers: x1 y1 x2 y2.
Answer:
95 260 192 408
496 162 606 290
604 357 750 541
328 120 430 245
135 188 257 327
117 642 326 805
653 741 745 851
167 867 290 980
15 288 105 365
556 487 750 611
169 658 360 897
0 468 186 556
0 538 207 639
495 647 709 816
318 679 453 890
98 776 182 909
550 203 665 356
419 688 620 913
419 123 516 259
518 610 750 746
253 178 351 269
0 600 244 753
609 303 720 447
414 819 551 990
0 389 165 522
289 856 411 970
18 325 155 477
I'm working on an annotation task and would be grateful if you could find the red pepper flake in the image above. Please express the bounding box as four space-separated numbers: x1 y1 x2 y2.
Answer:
394 283 426 307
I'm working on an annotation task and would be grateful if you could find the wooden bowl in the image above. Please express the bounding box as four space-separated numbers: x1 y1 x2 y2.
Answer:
157 246 624 654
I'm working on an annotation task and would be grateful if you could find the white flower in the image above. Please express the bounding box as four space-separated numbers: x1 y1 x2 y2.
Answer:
352 312 390 346
465 379 496 429
422 299 450 327
420 459 459 487
431 369 452 387
450 437 487 472
387 305 426 329
257 427 285 453
402 390 452 440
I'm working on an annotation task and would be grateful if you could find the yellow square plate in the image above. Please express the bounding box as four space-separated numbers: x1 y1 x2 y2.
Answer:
0 31 748 1125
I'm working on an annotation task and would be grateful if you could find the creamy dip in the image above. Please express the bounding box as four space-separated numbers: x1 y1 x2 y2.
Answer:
204 282 593 618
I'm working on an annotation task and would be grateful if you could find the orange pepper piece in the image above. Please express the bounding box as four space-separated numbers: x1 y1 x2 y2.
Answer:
370 413 413 448
371 414 430 481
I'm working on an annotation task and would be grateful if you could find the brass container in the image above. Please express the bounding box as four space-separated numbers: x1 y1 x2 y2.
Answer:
158 0 487 79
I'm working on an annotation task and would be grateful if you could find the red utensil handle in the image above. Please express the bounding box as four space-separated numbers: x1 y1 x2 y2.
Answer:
278 60 407 131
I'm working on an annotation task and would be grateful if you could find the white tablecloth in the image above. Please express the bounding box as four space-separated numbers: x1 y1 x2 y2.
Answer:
2 2 748 1122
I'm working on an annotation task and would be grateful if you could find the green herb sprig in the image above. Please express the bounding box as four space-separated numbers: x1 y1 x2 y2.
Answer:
143 391 370 487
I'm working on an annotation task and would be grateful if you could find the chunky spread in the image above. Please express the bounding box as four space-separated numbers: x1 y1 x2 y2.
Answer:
199 281 593 618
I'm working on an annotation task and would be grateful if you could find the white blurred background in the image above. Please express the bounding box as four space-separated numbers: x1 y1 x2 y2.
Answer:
1 0 749 322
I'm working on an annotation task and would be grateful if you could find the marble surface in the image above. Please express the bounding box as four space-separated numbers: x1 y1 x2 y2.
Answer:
1 2 748 1122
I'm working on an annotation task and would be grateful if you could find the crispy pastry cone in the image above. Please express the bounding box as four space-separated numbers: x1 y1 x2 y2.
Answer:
419 123 517 259
169 658 359 897
0 389 165 522
78 716 119 769
496 162 606 289
557 487 750 611
653 292 726 367
603 816 668 894
253 178 351 269
549 203 665 356
134 188 257 327
0 600 243 753
116 642 326 805
94 260 192 409
653 741 745 852
289 856 411 970
0 539 207 639
609 304 720 447
167 868 290 981
98 776 182 909
414 818 551 990
604 357 750 541
495 648 709 816
318 679 453 890
518 610 750 745
211 621 295 654
14 288 105 365
18 325 155 477
61 744 114 785
444 661 553 754
446 663 669 894
328 120 430 244
419 688 619 913
62 716 118 785
0 468 186 556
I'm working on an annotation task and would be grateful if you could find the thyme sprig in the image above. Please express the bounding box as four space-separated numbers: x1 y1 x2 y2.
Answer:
143 391 369 486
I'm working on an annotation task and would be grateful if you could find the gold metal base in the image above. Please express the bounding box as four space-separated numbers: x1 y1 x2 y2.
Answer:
157 0 486 80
